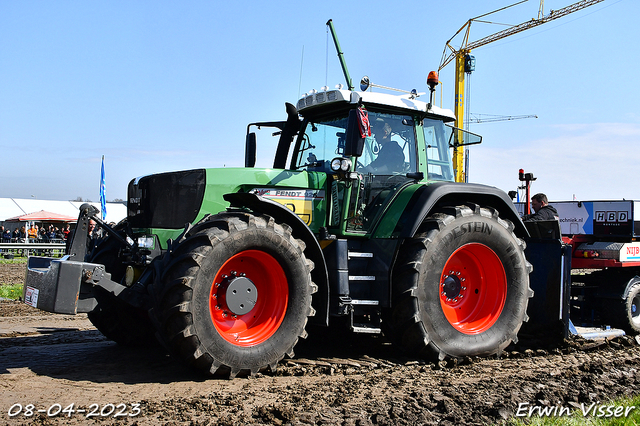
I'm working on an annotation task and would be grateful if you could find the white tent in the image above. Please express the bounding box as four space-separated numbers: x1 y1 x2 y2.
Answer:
0 198 127 228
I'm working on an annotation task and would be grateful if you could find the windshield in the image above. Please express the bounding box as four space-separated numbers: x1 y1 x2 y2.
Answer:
293 116 348 172
292 111 417 176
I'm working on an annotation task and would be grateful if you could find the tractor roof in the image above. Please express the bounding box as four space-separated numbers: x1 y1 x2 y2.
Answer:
296 88 456 123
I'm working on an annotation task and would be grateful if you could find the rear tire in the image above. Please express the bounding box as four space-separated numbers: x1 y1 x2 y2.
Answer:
387 204 533 361
150 212 316 377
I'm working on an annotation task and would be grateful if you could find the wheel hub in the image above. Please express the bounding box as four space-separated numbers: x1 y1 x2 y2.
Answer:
225 276 258 315
441 271 466 302
215 271 259 317
442 275 461 299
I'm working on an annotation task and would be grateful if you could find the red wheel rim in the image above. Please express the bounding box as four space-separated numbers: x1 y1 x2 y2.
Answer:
209 250 288 346
439 243 506 334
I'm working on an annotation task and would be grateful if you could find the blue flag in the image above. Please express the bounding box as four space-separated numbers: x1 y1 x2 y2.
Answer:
100 156 107 221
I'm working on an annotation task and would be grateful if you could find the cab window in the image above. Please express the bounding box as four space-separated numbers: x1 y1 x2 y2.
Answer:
423 118 454 181
358 112 416 175
293 117 348 172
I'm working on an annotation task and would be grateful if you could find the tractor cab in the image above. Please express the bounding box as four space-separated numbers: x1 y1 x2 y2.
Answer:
285 87 467 234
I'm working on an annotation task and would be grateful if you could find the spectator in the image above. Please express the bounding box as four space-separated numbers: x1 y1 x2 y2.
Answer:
3 229 11 242
63 224 71 240
27 225 38 240
65 220 98 258
522 193 559 222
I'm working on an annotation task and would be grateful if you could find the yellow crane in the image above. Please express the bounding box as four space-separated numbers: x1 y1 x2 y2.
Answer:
438 0 605 182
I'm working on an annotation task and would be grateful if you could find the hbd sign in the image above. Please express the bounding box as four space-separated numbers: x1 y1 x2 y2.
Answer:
595 211 629 223
593 204 632 236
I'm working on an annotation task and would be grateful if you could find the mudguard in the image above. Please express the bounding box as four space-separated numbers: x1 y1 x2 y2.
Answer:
394 181 528 239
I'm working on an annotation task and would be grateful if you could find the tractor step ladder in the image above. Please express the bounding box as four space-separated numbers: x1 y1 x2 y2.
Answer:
347 251 382 334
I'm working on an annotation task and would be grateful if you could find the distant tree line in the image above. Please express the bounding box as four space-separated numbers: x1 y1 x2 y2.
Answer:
72 197 125 203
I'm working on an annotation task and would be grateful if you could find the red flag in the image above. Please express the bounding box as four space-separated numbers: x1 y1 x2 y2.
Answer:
357 107 371 138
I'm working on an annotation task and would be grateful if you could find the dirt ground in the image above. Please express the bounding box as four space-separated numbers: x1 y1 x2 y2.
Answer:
0 263 24 287
2 263 640 425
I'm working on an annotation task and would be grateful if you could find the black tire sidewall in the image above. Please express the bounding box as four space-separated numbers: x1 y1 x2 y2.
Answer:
189 222 312 369
417 213 530 357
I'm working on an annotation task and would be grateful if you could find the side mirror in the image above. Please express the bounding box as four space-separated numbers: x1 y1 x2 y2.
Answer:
245 132 256 167
445 125 482 148
344 109 365 157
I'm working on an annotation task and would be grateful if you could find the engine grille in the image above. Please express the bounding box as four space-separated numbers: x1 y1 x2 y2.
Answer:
128 169 206 229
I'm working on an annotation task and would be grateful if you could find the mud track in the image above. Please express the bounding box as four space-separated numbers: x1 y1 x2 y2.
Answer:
2 264 640 425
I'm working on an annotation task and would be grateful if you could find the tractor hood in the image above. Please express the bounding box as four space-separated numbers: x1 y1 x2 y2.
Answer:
128 167 327 246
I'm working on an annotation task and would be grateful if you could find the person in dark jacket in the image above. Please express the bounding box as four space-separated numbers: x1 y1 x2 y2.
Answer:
522 193 558 221
362 120 405 173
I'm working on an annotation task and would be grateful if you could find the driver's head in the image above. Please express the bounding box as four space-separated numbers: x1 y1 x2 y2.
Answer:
372 120 391 141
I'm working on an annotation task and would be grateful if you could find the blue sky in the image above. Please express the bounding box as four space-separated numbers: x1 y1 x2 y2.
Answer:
1 0 636 203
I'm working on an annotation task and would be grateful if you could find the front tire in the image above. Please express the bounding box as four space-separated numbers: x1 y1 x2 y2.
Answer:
387 204 533 361
150 212 316 377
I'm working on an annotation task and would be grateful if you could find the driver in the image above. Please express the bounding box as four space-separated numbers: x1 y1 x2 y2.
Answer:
362 119 405 173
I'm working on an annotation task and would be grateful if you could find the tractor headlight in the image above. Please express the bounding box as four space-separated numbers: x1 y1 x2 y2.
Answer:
331 157 352 173
137 236 155 249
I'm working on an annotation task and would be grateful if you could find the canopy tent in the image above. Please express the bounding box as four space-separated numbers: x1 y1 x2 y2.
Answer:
5 210 77 223
0 198 126 224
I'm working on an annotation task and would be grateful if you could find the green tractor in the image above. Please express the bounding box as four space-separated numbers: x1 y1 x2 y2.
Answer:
24 76 535 378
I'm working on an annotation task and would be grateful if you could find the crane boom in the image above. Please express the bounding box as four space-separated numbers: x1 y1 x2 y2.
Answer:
438 0 605 183
473 0 603 46
440 0 605 71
